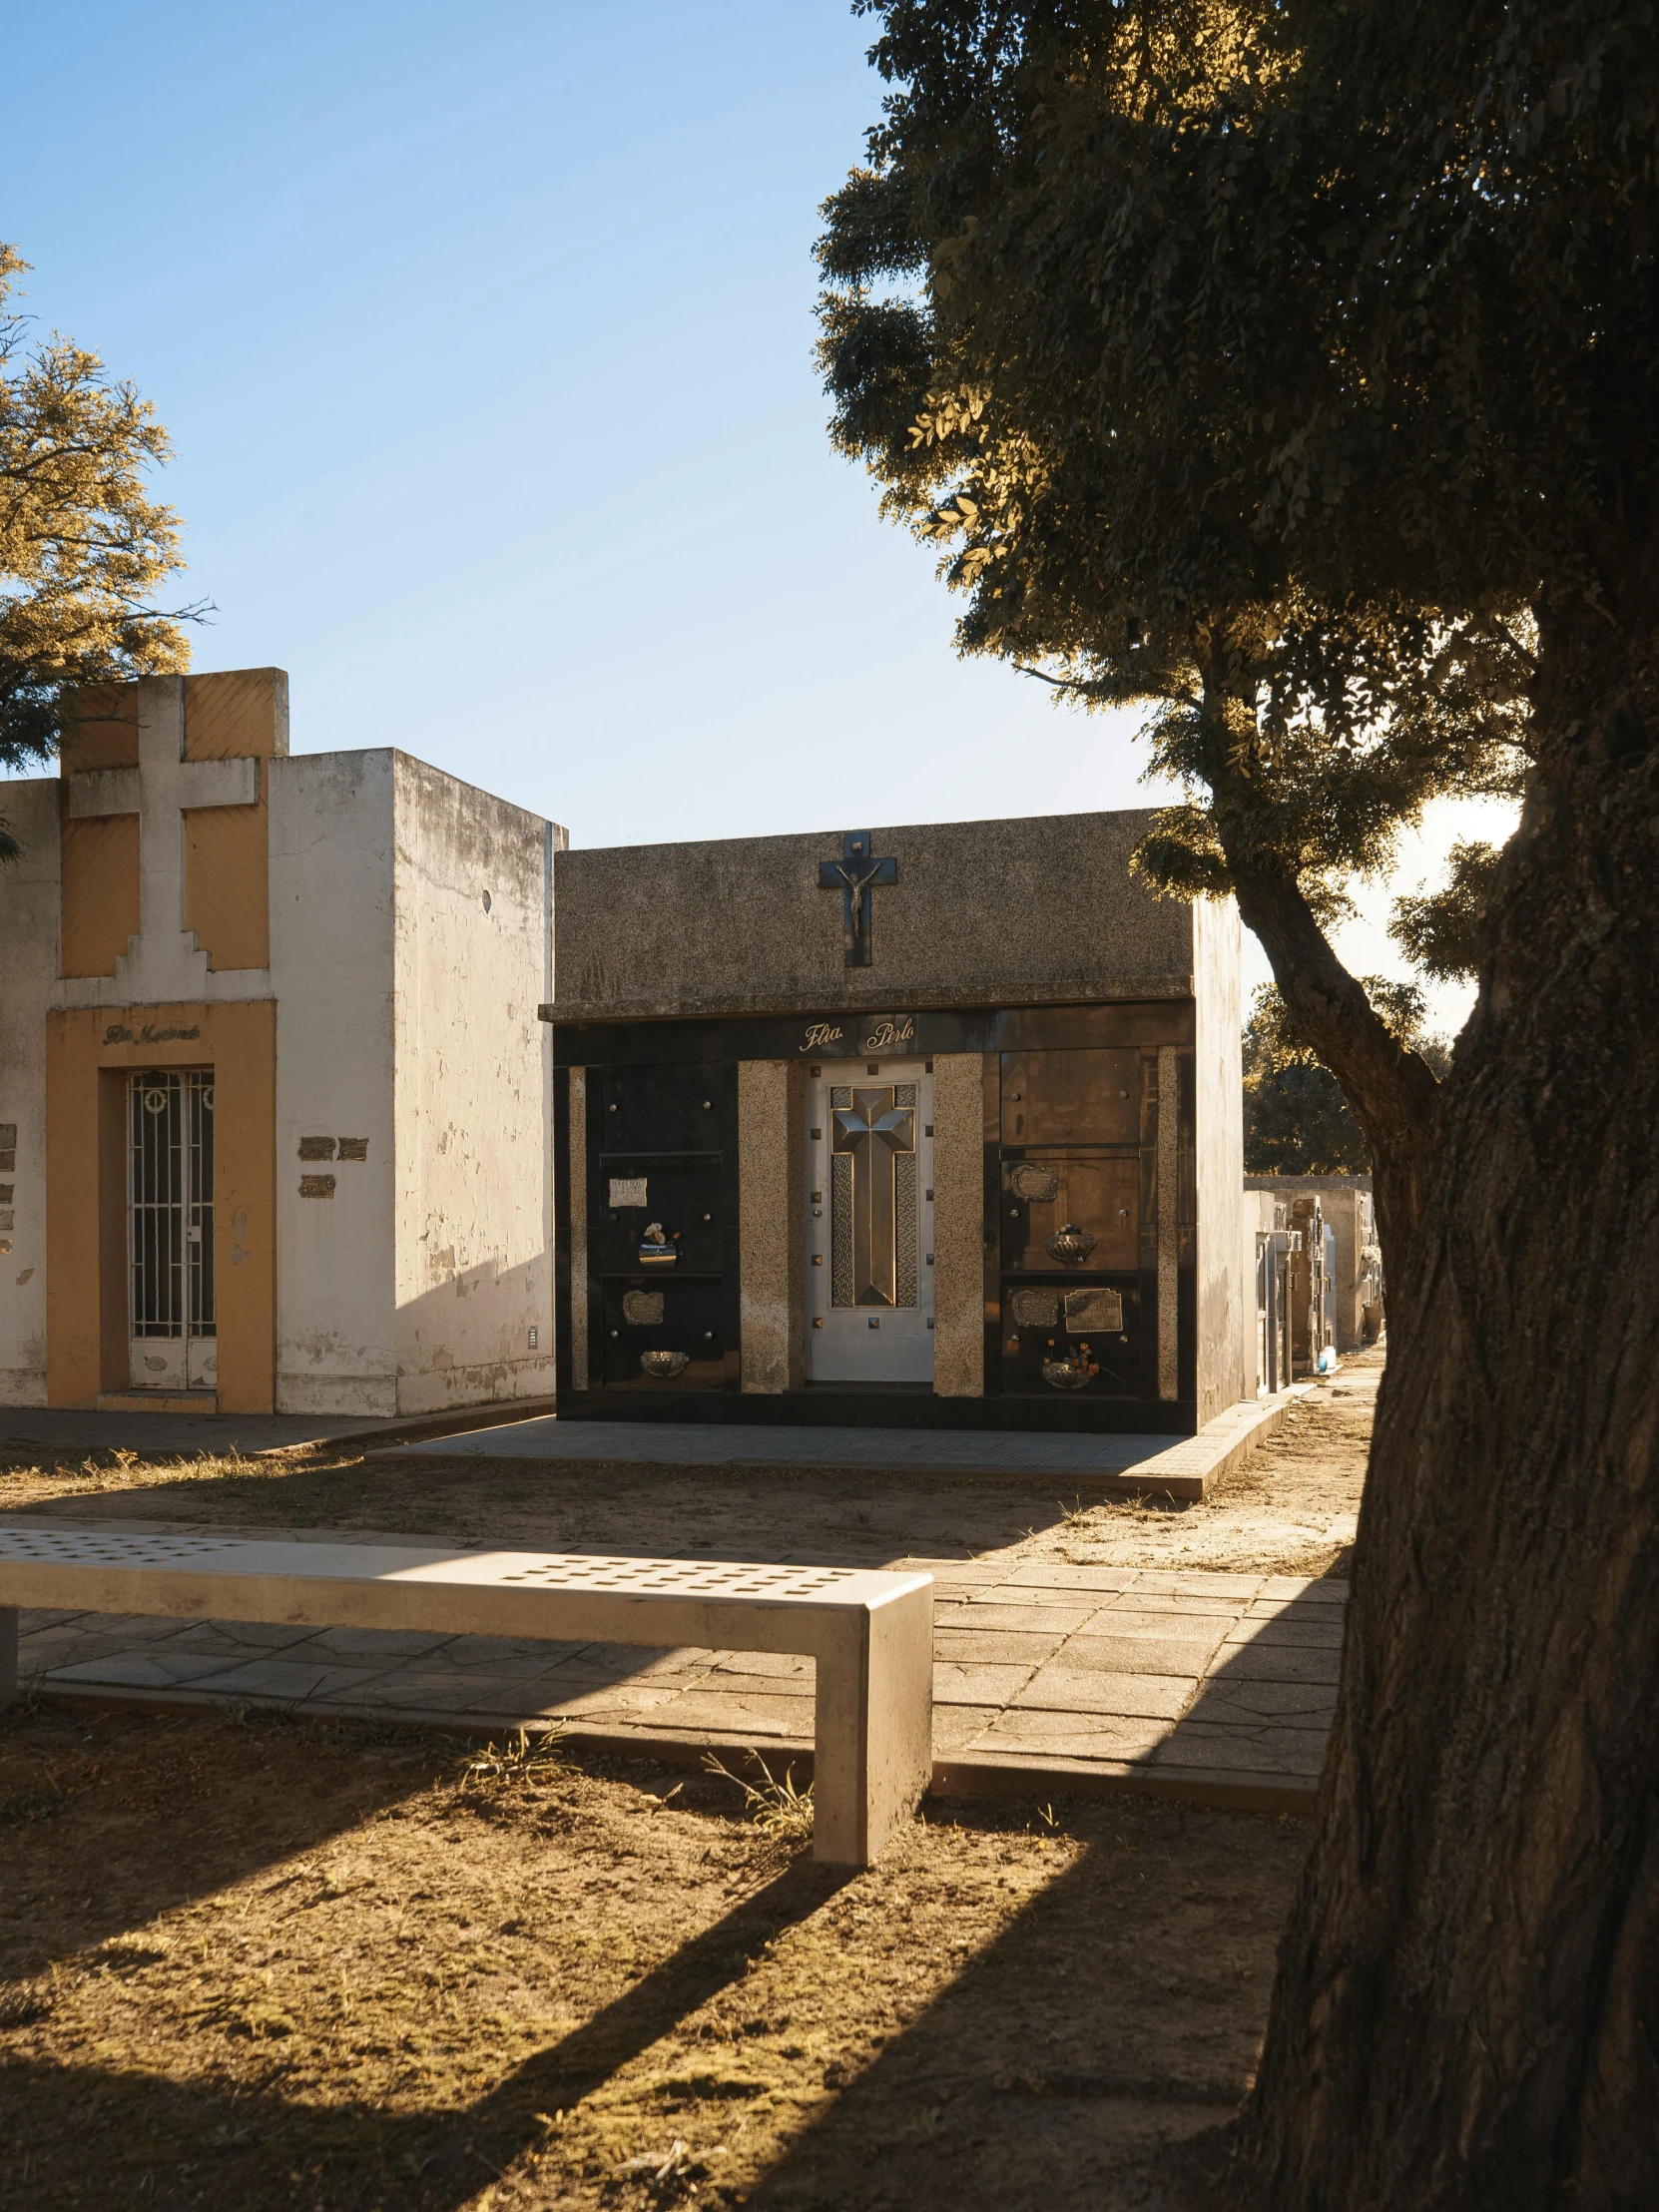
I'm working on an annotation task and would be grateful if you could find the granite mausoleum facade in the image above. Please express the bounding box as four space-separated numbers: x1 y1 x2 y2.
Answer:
546 813 1249 1433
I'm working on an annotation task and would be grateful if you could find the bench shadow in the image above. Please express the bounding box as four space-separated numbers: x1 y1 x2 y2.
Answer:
0 1857 849 2210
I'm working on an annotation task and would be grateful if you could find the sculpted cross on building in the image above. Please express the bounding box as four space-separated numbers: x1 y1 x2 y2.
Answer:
58 669 286 1002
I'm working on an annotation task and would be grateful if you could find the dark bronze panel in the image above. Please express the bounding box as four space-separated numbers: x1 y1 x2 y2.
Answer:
999 1048 1141 1145
599 1277 728 1388
553 1001 1195 1068
593 1154 726 1276
597 1061 735 1153
998 1276 1142 1398
1000 1152 1139 1272
581 1059 740 1391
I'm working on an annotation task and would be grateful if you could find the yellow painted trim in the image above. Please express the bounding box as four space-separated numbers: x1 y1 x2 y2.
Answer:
59 803 141 978
46 1001 276 1411
185 798 270 970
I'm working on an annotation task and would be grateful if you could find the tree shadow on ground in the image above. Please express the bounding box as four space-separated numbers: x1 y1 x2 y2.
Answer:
0 1859 849 2210
0 1440 1199 1570
0 1698 433 1977
742 1799 1293 2212
0 1779 1305 2212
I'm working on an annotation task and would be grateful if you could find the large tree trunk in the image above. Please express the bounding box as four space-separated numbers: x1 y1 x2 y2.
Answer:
1235 598 1659 2205
1225 855 1441 1268
1192 645 1442 1271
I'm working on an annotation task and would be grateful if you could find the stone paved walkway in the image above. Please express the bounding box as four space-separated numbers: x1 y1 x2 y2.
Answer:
386 1393 1300 1501
16 1552 1343 1813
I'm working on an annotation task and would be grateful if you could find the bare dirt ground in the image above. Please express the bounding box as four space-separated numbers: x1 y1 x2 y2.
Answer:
0 1703 1303 2211
0 1348 1379 1580
0 1360 1379 2208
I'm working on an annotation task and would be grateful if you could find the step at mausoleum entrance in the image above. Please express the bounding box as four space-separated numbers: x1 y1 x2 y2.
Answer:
805 1057 934 1383
128 1068 218 1392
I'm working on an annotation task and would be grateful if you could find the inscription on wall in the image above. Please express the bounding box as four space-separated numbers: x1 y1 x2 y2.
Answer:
103 1023 201 1046
296 1135 367 1195
798 1014 916 1056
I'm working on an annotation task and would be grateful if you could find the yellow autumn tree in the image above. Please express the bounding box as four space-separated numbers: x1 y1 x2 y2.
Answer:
1 243 193 847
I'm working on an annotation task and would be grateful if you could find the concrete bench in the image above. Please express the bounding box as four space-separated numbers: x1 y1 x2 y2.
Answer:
0 1527 933 1865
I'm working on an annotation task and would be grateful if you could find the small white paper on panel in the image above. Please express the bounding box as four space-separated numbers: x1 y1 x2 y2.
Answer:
609 1177 648 1207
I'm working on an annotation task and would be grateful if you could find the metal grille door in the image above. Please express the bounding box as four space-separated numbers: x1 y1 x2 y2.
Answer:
128 1070 217 1390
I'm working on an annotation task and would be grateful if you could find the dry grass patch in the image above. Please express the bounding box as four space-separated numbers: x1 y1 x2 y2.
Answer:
0 1358 1376 1580
0 1699 1307 2210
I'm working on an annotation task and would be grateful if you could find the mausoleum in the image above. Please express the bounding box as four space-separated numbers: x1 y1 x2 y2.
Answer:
0 668 557 1417
546 813 1248 1433
1 663 1254 1437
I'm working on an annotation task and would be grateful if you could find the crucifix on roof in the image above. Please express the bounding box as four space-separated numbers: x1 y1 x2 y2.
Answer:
818 830 896 968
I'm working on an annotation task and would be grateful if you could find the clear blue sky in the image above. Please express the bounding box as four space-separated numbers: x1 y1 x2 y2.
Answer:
5 0 1154 849
5 0 1494 1022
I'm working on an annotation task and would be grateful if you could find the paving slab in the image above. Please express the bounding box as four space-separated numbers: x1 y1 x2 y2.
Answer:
1053 1632 1228 1676
1221 1614 1347 1650
970 1710 1173 1760
1208 1640 1344 1686
14 1551 1348 1815
1012 1669 1194 1721
377 1389 1309 1500
936 1602 1100 1634
932 1627 1070 1665
1183 1678 1340 1725
932 1662 1040 1707
1151 1723 1330 1777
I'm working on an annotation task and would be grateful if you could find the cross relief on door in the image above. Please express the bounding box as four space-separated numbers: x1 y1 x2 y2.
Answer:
66 680 265 998
830 1084 917 1308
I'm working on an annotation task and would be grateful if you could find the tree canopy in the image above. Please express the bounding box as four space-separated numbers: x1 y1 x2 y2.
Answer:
813 0 1645 1259
819 4 1659 2200
0 244 191 849
1244 980 1449 1175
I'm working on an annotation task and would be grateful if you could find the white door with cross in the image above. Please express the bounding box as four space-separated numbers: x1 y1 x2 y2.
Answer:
804 1058 935 1383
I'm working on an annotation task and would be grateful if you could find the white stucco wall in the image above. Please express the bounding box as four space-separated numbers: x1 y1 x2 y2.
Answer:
1243 1187 1282 1399
391 754 560 1414
0 781 61 1403
270 750 399 1414
1194 894 1248 1425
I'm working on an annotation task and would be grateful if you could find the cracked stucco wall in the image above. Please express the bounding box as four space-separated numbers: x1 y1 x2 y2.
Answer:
391 753 562 1415
1195 894 1247 1426
271 750 400 1414
0 780 61 1404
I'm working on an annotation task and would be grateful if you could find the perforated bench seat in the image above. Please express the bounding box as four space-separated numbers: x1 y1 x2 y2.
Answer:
0 1527 934 1865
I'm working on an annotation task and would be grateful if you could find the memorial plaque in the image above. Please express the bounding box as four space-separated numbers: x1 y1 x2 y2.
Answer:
1065 1287 1124 1335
